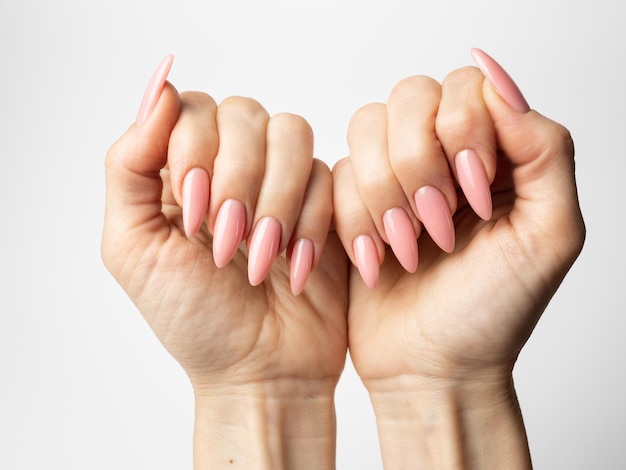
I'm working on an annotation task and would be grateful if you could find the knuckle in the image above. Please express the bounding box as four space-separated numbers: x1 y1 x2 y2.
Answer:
179 91 217 109
332 157 351 181
219 96 269 124
311 158 332 183
348 103 386 137
269 112 313 141
389 75 440 103
356 166 396 196
442 66 483 86
435 106 478 137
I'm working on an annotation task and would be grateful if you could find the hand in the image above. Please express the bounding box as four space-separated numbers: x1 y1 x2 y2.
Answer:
102 56 348 468
333 49 585 468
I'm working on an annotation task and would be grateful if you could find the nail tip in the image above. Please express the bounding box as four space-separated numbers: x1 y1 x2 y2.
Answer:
135 54 175 125
470 47 530 114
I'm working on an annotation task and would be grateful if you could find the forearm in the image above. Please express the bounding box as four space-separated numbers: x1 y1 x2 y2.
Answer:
192 379 338 469
366 374 531 470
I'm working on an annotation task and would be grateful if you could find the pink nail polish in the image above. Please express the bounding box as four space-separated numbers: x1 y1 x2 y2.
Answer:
414 186 455 253
213 199 246 268
248 217 282 286
136 54 175 126
182 168 210 237
455 149 492 221
353 235 379 289
383 208 418 273
470 48 530 114
290 239 314 295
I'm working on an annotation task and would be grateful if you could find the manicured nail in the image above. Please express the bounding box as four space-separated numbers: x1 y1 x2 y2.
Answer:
353 235 379 289
383 208 418 273
455 149 492 221
213 199 246 268
414 186 455 253
136 54 175 125
471 48 530 114
290 239 314 296
182 168 210 238
248 217 282 286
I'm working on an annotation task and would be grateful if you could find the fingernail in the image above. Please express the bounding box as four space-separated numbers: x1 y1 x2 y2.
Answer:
455 149 492 221
353 235 379 289
213 199 246 268
290 239 314 295
470 48 530 114
182 168 210 238
383 208 418 273
136 54 175 125
414 186 455 253
248 217 282 286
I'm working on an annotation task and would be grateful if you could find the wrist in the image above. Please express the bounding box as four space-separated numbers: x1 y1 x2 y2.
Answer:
365 373 531 470
192 378 338 469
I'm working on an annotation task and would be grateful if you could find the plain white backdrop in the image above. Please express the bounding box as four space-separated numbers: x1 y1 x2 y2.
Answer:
0 0 623 468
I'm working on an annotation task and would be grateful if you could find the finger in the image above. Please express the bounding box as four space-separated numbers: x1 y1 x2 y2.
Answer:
287 159 333 295
436 66 496 221
472 48 585 266
247 113 314 286
209 96 270 268
167 91 219 237
103 58 181 274
347 103 419 272
386 75 457 253
332 158 385 289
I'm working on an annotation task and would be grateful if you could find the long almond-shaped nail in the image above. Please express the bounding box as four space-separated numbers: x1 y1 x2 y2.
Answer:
136 54 175 125
213 199 246 268
383 208 418 273
290 239 314 296
182 168 210 238
414 186 455 253
353 235 379 289
470 48 530 114
455 149 492 221
248 217 282 286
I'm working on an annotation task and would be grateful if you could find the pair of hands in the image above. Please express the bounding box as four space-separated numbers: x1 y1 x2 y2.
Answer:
102 50 584 468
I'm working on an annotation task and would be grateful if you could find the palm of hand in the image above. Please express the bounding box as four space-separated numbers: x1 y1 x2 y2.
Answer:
348 180 573 383
115 200 349 387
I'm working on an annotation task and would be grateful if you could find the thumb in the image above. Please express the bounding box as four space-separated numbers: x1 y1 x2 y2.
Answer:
472 48 585 266
104 56 181 230
102 56 181 271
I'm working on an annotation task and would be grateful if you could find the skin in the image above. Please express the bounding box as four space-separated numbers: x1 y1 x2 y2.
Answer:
102 85 348 468
102 63 585 469
333 67 585 468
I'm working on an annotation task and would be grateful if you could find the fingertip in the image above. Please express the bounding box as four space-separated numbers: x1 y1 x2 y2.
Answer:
136 54 175 126
455 149 493 221
182 168 210 238
353 235 380 289
247 217 282 286
471 48 530 114
290 238 314 295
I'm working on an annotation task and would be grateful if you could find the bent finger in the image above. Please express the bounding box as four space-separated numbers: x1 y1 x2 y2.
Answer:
437 66 496 221
332 158 385 289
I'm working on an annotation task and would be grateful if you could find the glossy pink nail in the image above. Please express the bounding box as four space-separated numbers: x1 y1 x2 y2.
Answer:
353 235 379 289
248 217 282 286
383 208 418 273
290 239 314 295
136 54 174 125
455 149 492 221
471 48 530 114
213 199 246 268
182 168 210 238
414 186 455 253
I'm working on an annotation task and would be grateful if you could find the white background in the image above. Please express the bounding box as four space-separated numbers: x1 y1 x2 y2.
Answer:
0 0 623 468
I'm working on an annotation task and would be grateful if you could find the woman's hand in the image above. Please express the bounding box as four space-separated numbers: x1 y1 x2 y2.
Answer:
333 49 585 469
102 56 348 469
